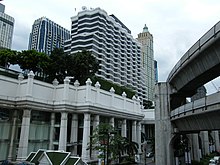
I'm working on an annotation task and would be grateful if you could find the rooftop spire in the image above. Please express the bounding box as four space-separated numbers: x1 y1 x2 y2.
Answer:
143 24 148 32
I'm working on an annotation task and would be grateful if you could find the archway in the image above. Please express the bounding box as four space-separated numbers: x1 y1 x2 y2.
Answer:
172 134 191 165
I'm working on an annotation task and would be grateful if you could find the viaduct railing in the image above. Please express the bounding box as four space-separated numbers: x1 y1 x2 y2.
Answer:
170 91 220 119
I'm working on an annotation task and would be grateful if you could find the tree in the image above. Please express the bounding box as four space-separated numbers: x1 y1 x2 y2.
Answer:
0 49 17 68
89 123 139 164
46 48 71 82
17 50 50 74
45 49 99 84
71 50 99 84
143 100 154 109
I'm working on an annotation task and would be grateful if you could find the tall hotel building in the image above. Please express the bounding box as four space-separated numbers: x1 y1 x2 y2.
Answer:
28 17 70 55
65 8 147 100
137 25 155 102
0 3 14 49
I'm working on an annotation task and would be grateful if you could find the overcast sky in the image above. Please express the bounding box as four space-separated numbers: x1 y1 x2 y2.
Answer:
2 0 220 93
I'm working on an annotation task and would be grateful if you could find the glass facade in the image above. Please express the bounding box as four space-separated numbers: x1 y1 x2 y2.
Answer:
0 4 14 49
28 17 70 55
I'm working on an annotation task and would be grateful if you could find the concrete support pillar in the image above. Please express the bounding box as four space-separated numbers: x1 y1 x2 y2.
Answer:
8 110 17 160
121 119 127 138
109 117 114 128
70 114 78 156
137 121 142 153
132 121 137 142
214 131 220 152
191 133 200 161
155 83 173 165
49 113 55 150
58 112 68 151
82 113 91 162
201 131 210 155
17 110 31 160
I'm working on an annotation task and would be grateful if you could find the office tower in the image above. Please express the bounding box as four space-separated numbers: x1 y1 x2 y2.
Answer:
28 17 70 55
65 8 147 100
137 25 155 102
0 3 14 49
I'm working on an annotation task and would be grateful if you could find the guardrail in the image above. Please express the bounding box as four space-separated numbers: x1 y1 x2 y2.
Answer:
167 21 220 82
171 91 220 118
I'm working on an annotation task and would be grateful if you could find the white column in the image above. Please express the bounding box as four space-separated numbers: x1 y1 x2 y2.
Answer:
70 114 78 156
121 119 127 138
137 121 142 153
110 87 115 107
63 77 70 101
74 80 80 102
8 110 17 160
214 131 220 152
122 92 127 110
26 71 35 97
16 73 24 97
58 112 68 151
93 115 100 129
109 117 114 128
52 78 59 101
17 110 31 160
92 115 100 159
201 131 210 155
95 82 101 104
132 96 136 111
85 78 92 102
82 113 91 162
141 124 145 133
49 113 55 150
132 121 137 142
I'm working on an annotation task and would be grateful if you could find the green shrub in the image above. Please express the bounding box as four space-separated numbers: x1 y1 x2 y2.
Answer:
91 76 136 99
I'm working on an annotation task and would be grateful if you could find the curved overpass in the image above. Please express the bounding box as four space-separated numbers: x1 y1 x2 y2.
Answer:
170 91 220 132
167 21 220 109
155 21 220 165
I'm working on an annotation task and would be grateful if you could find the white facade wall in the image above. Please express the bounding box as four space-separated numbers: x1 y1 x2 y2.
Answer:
0 73 148 161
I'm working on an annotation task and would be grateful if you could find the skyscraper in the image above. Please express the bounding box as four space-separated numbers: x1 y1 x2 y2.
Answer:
137 25 155 102
28 17 70 55
65 8 147 100
0 3 14 49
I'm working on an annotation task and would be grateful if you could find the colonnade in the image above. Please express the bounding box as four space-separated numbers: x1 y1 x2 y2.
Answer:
15 110 143 162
